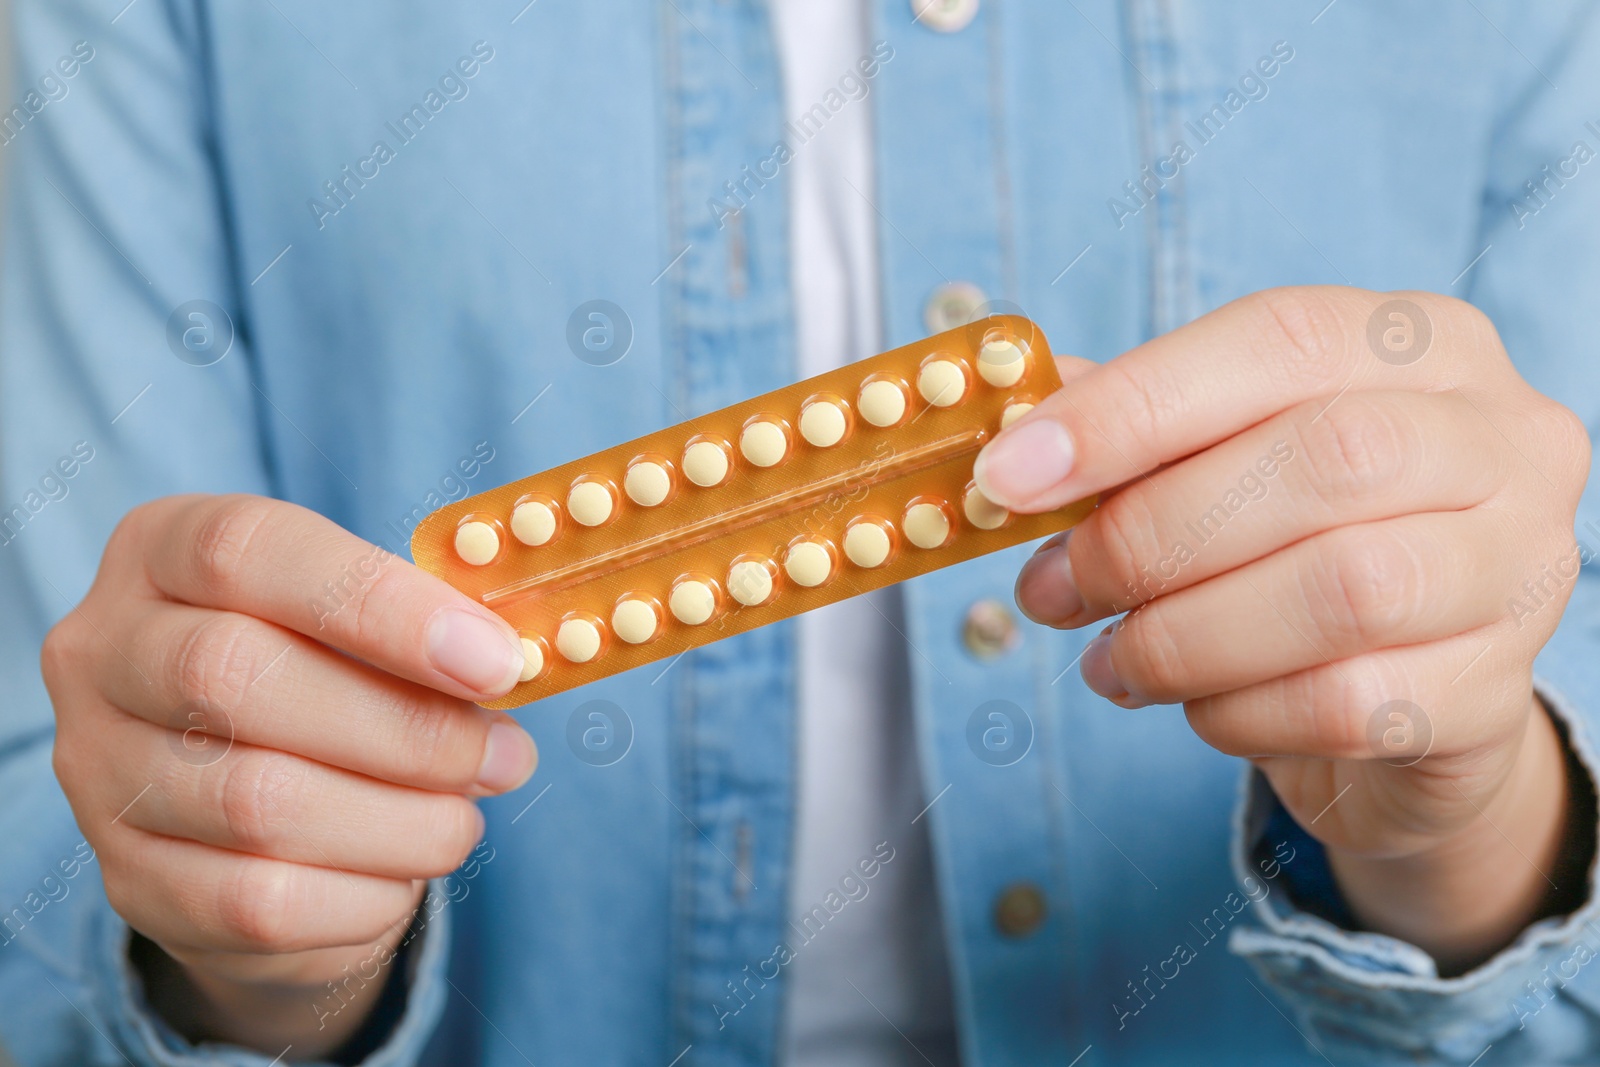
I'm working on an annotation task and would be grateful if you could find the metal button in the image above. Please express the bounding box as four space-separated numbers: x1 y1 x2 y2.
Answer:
923 281 988 334
993 882 1047 938
912 0 980 33
962 599 1019 660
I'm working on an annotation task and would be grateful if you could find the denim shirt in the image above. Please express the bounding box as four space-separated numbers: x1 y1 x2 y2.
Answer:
4 1 1600 1064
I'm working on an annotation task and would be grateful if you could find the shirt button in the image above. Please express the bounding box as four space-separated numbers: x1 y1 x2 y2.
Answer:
962 599 1019 660
923 281 987 334
993 882 1047 938
913 0 980 33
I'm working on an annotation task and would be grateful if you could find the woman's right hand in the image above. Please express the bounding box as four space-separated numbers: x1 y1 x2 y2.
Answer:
42 493 535 1055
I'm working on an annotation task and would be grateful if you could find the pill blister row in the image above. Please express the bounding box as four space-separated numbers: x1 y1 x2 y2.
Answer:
412 316 1096 709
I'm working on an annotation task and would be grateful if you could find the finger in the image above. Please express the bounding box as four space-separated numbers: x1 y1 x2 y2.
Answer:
97 601 536 794
105 715 486 880
103 830 420 955
134 495 524 700
1181 629 1531 762
976 287 1492 510
1083 511 1517 706
1017 390 1510 625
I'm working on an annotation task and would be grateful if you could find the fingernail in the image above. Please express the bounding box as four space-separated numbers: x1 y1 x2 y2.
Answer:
1015 534 1083 625
428 610 524 694
974 420 1075 508
476 720 537 793
1080 627 1130 702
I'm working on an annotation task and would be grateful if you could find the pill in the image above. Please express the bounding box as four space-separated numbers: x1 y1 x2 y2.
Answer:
844 522 891 568
625 461 672 507
904 503 951 549
568 481 614 527
978 339 1027 387
612 598 658 643
1000 401 1034 429
683 440 730 487
963 485 1009 530
740 420 788 467
784 541 832 587
454 521 500 565
518 637 543 682
858 380 907 427
511 501 557 546
670 580 717 625
799 400 847 447
556 618 602 662
728 560 774 606
917 360 966 407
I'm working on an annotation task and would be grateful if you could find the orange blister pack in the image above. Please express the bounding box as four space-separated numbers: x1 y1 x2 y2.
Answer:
412 315 1095 709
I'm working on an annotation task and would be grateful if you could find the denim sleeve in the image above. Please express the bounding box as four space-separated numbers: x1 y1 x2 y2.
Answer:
0 1 448 1063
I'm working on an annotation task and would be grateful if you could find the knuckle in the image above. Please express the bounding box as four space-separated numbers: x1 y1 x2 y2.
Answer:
387 694 482 789
216 860 297 950
174 614 256 709
1101 359 1183 462
39 619 81 690
1249 288 1349 388
1538 400 1592 490
1308 530 1420 647
218 752 301 853
188 496 274 598
1315 657 1404 759
1299 398 1409 504
1086 491 1163 605
1118 605 1191 697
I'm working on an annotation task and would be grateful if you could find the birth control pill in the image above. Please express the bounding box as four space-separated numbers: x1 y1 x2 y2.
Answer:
844 522 892 568
903 503 951 549
963 485 1009 530
784 541 833 587
455 521 500 565
518 637 544 682
978 338 1027 387
611 598 658 644
740 420 788 468
683 440 730 487
799 400 848 447
669 580 717 625
1000 402 1034 429
511 501 557 546
858 379 907 427
625 461 672 507
728 560 774 606
556 618 602 662
917 360 966 407
568 481 614 527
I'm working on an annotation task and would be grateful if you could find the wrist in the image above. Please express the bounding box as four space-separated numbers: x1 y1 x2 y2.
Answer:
1326 693 1574 975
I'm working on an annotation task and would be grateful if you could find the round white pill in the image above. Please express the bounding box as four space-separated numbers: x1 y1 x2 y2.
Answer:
518 637 543 682
624 461 672 507
556 618 602 663
799 401 847 447
728 561 773 606
454 521 499 566
917 360 966 407
858 380 907 427
978 339 1027 387
511 501 557 546
784 542 832 587
963 485 1009 530
567 481 614 527
611 599 658 644
683 441 729 487
669 580 716 625
844 523 891 568
740 421 788 468
1000 401 1034 429
903 503 951 549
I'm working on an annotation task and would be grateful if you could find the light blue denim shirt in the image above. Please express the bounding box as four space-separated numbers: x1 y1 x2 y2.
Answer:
5 1 1600 1065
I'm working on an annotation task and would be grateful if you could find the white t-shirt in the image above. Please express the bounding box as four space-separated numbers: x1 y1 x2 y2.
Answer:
770 3 959 1064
